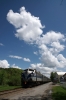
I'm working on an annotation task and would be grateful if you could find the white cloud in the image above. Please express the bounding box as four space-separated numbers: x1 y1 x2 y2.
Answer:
0 60 10 68
40 51 59 68
37 31 66 68
36 31 65 45
23 58 31 62
11 64 21 69
57 72 66 75
0 59 21 69
39 45 66 68
34 51 38 55
0 43 4 46
57 54 66 68
9 55 22 59
57 54 66 61
51 41 65 52
7 6 45 43
9 55 31 62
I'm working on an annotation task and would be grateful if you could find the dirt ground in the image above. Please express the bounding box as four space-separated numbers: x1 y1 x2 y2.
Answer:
0 82 57 100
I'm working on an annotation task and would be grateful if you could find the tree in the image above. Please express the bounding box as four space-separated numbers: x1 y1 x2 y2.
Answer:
50 72 55 82
50 72 58 82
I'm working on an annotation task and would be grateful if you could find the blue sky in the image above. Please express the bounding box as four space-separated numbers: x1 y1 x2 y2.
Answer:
0 0 66 76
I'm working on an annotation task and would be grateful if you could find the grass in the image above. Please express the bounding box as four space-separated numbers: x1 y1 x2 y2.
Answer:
52 86 66 100
0 85 21 92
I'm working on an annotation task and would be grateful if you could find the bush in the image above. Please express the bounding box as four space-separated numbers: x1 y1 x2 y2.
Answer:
52 86 66 100
0 68 23 86
52 92 66 100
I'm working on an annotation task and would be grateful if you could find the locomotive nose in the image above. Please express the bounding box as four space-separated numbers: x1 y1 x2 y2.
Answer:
22 73 30 81
22 73 32 87
22 73 31 80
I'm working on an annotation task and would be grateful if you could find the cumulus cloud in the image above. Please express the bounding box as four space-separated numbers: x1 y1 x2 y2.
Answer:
39 47 66 68
51 41 65 52
36 31 65 45
34 51 38 55
0 60 21 69
7 6 45 43
23 58 31 62
57 54 66 61
37 31 66 68
40 51 59 68
9 55 31 62
0 60 10 68
11 64 21 69
0 43 4 46
7 7 66 76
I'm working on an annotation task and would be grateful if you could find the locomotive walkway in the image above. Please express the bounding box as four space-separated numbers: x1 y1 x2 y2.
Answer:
0 82 53 100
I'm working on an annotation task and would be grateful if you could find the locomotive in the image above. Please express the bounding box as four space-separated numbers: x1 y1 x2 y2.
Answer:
21 69 50 87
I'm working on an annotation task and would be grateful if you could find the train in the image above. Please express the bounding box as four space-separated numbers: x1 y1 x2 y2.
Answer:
21 69 50 87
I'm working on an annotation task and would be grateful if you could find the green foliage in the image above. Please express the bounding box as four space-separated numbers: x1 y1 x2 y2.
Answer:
52 86 66 100
0 68 23 86
50 72 55 82
0 69 7 85
0 86 21 91
50 72 58 82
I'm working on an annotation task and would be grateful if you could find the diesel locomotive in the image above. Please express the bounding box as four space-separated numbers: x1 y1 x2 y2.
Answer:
21 69 50 87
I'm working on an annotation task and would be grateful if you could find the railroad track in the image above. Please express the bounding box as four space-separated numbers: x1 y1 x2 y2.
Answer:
0 88 25 95
0 87 33 99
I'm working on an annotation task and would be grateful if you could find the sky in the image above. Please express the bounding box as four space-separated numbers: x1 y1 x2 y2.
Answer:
0 0 66 77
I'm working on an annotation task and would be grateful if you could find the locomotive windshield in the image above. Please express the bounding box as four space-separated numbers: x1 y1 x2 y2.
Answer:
23 69 35 74
29 69 34 71
24 69 28 71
